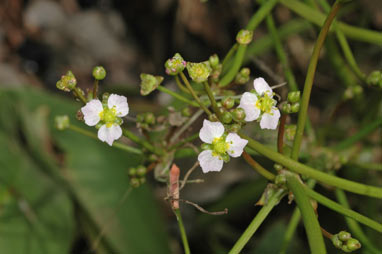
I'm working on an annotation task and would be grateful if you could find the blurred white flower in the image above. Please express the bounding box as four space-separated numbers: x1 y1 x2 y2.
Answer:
198 120 248 173
81 94 129 146
239 77 280 129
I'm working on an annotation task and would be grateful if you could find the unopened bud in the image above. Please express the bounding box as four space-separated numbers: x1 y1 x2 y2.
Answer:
222 97 235 109
140 73 163 96
346 238 361 251
186 62 212 83
181 107 192 117
235 67 250 84
281 103 292 114
209 54 220 69
221 111 233 124
287 91 300 103
130 178 140 188
338 231 351 241
144 112 156 125
232 108 246 122
92 66 106 80
228 123 241 133
165 53 186 75
290 102 300 113
136 165 147 177
367 70 382 88
55 115 70 130
56 71 77 92
236 29 253 45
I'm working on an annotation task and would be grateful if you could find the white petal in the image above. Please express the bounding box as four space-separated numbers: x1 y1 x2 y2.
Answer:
97 124 123 146
225 133 248 158
239 92 260 122
81 99 103 126
199 119 224 144
260 107 281 130
108 94 129 117
198 150 224 173
254 77 272 96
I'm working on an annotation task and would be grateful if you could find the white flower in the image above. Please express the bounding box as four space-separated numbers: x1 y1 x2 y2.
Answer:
238 77 280 129
198 120 248 173
81 94 129 146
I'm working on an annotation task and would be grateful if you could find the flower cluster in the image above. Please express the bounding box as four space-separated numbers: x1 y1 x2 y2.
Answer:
239 78 281 130
198 120 248 173
81 94 129 146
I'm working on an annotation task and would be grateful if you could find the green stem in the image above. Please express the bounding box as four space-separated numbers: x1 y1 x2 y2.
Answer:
175 75 192 95
335 189 381 254
157 86 199 107
291 0 342 160
286 174 326 254
334 118 382 150
219 0 280 87
180 72 212 116
170 133 199 150
221 43 238 74
174 209 191 254
228 189 285 254
279 0 382 45
68 125 142 154
122 128 161 155
242 151 276 181
266 15 298 91
73 87 87 104
93 80 99 99
203 82 222 119
304 186 382 232
348 162 382 171
240 133 382 198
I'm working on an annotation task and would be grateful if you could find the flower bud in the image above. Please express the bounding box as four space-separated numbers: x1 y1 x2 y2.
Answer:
165 53 186 75
209 114 219 122
235 67 250 84
236 29 253 45
228 123 241 133
139 177 146 185
274 164 283 171
128 167 137 177
281 102 292 114
130 177 140 188
367 70 382 88
346 238 361 251
181 107 192 117
136 165 147 177
211 64 222 82
284 124 296 141
290 102 300 113
140 73 163 96
56 71 77 92
275 174 286 186
331 235 343 249
209 54 220 69
144 112 156 125
221 111 233 124
92 66 106 80
186 62 212 83
287 91 300 103
55 115 70 130
338 231 351 241
222 96 235 109
232 108 246 122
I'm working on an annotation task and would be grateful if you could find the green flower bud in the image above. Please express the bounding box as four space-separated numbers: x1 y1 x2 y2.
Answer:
235 67 250 84
222 97 235 109
211 64 222 82
274 164 283 171
140 73 163 96
136 113 145 123
139 177 146 185
128 167 137 177
287 91 301 103
55 115 70 130
186 62 212 83
92 66 106 80
346 238 361 251
221 153 230 163
221 111 233 124
228 123 241 133
338 231 351 241
275 174 287 186
331 235 343 249
232 108 246 122
284 124 296 141
130 177 140 188
209 114 219 122
281 103 292 114
56 71 77 92
181 107 192 117
165 53 186 75
102 92 110 104
236 29 253 45
144 112 156 125
367 70 382 87
136 165 147 177
209 54 220 69
290 102 300 113
352 85 363 95
201 143 212 150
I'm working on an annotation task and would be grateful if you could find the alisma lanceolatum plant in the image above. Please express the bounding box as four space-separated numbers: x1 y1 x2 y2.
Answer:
54 0 382 253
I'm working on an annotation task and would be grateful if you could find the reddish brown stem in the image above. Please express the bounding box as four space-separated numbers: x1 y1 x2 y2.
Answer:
277 114 287 153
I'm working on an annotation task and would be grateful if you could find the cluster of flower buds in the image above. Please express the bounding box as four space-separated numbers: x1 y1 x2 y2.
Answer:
56 70 77 92
367 70 382 88
235 68 250 85
140 73 163 96
136 112 156 130
128 165 147 188
281 91 300 114
331 231 361 253
343 85 363 100
209 54 222 82
211 96 245 133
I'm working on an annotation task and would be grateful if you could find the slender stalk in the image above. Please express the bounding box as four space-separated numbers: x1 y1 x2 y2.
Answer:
73 87 87 104
266 15 298 91
68 125 142 155
93 80 99 99
219 0 280 87
171 133 199 151
277 114 287 153
335 189 381 254
228 189 285 254
157 86 199 107
175 75 192 95
286 174 326 254
334 118 382 150
304 186 382 232
291 0 342 160
348 162 382 171
203 82 222 119
170 109 204 144
122 128 162 155
279 0 382 45
174 209 191 254
242 151 275 181
221 43 238 74
240 133 382 198
180 72 212 116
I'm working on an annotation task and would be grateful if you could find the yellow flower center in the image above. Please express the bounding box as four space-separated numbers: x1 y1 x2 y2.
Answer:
99 106 117 127
211 137 230 157
255 92 274 114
